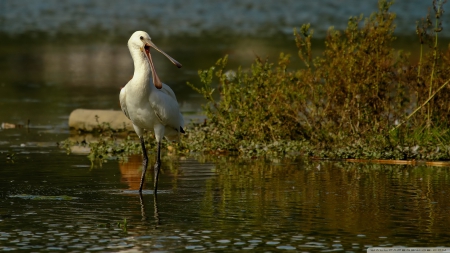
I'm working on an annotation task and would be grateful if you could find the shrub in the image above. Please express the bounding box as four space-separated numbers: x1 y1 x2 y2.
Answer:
64 0 450 161
185 0 450 159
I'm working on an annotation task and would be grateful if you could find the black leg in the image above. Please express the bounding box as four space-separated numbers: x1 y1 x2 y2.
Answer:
154 141 161 194
139 136 149 193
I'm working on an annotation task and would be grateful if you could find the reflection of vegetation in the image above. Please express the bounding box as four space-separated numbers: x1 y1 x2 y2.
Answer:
63 0 450 161
198 157 450 237
9 194 80 200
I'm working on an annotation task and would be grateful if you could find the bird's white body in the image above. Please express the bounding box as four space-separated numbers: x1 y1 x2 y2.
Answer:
120 77 183 142
119 31 183 193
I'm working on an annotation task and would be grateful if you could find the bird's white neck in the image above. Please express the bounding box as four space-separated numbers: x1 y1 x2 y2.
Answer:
129 46 154 90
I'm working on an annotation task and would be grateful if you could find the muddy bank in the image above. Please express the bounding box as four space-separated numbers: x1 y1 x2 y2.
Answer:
68 109 133 132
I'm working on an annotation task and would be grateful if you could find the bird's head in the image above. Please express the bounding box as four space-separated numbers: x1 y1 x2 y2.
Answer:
128 31 182 89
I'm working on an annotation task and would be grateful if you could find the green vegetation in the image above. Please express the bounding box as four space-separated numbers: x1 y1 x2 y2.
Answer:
5 152 15 163
62 0 450 161
183 0 450 160
117 218 128 232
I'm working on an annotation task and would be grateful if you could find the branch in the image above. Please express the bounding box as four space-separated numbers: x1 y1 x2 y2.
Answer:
390 78 450 132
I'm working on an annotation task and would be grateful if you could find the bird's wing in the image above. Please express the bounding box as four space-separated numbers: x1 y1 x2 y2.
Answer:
160 83 184 128
119 86 130 120
160 83 178 101
149 87 184 131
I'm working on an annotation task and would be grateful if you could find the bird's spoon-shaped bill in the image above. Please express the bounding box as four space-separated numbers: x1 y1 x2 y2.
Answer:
147 41 182 68
142 41 182 89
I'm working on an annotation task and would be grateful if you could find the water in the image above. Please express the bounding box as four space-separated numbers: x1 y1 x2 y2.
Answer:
0 0 448 37
2 0 450 251
1 152 450 251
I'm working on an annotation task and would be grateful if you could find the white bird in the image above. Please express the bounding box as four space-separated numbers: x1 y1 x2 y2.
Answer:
119 31 184 194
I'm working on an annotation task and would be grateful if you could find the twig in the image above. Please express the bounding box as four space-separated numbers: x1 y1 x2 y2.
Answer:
390 78 450 132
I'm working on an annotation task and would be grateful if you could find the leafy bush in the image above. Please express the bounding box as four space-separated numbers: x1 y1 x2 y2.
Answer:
184 0 450 159
63 0 450 161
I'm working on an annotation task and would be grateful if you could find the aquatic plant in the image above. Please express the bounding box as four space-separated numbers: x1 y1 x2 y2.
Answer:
5 152 15 163
117 218 127 232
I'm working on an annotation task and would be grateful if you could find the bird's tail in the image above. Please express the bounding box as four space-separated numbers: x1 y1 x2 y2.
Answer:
165 126 185 142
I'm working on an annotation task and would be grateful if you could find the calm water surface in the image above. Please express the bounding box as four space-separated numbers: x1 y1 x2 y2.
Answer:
0 147 450 252
1 146 450 251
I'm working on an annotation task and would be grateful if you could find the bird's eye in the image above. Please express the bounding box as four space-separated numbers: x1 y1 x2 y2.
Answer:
140 36 144 40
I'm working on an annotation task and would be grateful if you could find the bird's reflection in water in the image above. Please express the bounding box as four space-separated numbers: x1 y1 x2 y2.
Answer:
119 155 144 190
139 193 160 226
119 155 160 225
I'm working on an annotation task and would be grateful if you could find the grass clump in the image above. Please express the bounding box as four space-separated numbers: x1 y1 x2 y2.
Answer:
183 0 450 160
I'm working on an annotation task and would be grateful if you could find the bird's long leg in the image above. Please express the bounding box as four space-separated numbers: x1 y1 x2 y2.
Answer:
153 141 161 194
139 136 149 193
